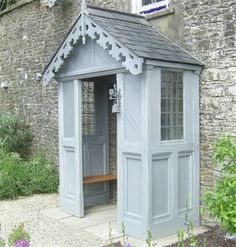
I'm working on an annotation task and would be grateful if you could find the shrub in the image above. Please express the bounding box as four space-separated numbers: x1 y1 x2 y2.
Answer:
204 136 236 235
0 151 59 200
27 156 59 194
0 150 30 199
0 113 32 158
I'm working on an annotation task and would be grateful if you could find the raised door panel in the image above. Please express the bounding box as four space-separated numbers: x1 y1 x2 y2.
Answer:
59 80 84 217
152 153 172 222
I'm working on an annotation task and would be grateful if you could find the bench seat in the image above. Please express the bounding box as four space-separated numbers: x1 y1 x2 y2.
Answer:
83 174 117 184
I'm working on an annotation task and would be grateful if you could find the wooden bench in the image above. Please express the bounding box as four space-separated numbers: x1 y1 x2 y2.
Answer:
83 174 117 184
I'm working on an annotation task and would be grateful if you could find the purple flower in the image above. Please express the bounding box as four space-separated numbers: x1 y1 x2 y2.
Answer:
123 243 133 247
14 239 30 247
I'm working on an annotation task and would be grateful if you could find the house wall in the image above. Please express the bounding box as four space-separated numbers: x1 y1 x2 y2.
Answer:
149 0 236 192
0 0 127 163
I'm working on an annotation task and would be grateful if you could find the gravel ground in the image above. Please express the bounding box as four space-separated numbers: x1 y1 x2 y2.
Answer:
0 194 105 247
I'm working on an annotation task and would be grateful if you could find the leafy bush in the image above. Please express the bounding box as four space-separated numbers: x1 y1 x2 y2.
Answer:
27 156 59 194
0 151 59 200
204 136 236 235
0 113 32 158
0 151 31 199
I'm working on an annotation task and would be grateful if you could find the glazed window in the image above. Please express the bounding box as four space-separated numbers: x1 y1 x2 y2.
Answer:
82 81 96 135
161 70 184 141
133 0 169 15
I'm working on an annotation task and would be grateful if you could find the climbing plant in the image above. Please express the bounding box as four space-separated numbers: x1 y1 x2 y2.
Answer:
0 0 18 12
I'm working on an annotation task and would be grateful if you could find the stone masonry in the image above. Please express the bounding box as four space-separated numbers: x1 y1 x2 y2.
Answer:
0 0 235 198
149 0 236 194
183 0 236 191
0 0 127 164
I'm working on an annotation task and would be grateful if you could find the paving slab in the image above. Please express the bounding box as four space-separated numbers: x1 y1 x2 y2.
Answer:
60 206 117 229
42 208 71 220
84 220 122 240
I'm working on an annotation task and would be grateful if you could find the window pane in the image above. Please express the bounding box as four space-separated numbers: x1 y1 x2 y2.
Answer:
82 81 96 135
161 71 184 141
142 0 160 6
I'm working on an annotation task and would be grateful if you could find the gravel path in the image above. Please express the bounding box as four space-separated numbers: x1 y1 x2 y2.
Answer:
0 194 106 247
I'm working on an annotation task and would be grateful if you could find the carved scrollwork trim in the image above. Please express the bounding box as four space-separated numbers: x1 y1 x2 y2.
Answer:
42 15 143 86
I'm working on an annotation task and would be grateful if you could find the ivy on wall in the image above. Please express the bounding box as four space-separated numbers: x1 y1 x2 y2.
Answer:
0 0 18 12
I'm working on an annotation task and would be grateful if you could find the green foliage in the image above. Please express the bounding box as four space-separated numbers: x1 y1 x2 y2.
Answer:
0 151 59 200
0 0 17 12
146 228 152 247
177 229 185 247
0 151 31 199
8 224 30 246
204 136 236 234
27 156 59 194
0 113 32 158
0 237 5 247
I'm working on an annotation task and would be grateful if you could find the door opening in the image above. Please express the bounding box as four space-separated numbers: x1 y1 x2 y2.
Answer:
81 75 117 208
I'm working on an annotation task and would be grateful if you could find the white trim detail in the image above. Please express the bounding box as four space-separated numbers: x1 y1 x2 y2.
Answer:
42 15 143 86
132 0 169 14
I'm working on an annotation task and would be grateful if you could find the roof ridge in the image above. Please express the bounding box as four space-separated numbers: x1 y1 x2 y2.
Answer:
87 4 145 19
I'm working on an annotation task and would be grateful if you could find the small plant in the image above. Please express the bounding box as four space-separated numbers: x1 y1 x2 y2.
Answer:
108 222 114 247
204 136 236 235
203 238 208 247
177 229 185 247
121 222 127 245
146 228 152 247
188 222 197 246
0 113 32 158
181 196 198 246
8 224 30 247
0 238 5 247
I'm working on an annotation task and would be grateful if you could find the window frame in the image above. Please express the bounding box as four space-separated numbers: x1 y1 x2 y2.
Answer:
160 69 185 142
132 0 169 15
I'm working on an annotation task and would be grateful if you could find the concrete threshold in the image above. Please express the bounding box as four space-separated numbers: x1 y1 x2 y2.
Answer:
42 204 207 247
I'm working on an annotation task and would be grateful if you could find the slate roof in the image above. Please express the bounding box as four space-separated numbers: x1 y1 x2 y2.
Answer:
42 5 203 86
87 5 203 66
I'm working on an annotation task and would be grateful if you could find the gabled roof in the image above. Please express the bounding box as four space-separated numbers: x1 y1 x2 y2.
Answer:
42 5 203 86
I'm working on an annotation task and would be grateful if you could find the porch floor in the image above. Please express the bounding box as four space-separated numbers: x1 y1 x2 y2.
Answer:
43 202 207 247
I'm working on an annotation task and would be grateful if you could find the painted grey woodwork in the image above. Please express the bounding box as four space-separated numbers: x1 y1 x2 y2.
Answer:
83 79 110 207
43 3 202 240
117 72 147 239
42 5 203 86
58 39 122 79
147 68 200 238
59 80 84 217
117 66 200 239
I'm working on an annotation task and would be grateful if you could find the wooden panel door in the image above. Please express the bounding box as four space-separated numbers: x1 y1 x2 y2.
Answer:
82 80 109 207
59 80 84 217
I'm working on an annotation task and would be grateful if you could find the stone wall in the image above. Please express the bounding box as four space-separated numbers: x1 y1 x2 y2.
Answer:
183 0 236 191
149 0 236 193
0 0 128 164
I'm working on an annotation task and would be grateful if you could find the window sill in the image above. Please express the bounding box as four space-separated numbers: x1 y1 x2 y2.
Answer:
145 6 175 20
